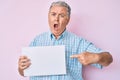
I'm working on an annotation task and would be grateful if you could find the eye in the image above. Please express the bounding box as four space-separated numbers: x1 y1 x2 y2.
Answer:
60 14 66 18
51 13 56 16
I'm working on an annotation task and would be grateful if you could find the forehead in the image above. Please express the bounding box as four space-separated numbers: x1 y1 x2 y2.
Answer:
49 5 67 13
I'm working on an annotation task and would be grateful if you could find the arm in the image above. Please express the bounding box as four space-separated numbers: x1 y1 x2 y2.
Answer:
97 52 113 66
18 67 24 76
70 52 113 66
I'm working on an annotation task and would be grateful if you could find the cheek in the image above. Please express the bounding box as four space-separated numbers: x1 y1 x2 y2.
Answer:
48 18 53 25
48 17 52 22
48 15 54 22
61 20 68 26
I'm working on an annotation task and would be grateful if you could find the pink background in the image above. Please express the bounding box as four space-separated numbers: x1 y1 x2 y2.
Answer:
0 0 119 80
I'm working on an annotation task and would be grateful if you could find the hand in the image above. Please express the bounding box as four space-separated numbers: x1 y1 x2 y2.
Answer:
18 56 31 70
70 52 99 66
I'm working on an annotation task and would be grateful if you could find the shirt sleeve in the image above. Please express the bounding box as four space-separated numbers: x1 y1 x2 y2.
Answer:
29 35 39 47
84 40 104 69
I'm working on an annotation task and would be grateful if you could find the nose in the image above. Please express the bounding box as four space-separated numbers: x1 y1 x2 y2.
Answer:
55 15 59 21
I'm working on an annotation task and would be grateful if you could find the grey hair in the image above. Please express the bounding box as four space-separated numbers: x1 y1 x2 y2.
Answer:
49 1 71 17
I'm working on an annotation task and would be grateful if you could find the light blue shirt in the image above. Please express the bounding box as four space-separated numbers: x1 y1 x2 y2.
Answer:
29 30 103 80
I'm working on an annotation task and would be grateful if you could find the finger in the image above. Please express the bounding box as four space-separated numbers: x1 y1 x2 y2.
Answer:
19 64 29 70
20 66 27 70
19 56 28 61
19 59 31 67
19 61 31 70
70 54 79 58
20 59 30 63
19 56 30 63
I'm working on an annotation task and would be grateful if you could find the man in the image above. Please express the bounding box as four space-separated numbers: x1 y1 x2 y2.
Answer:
18 1 113 80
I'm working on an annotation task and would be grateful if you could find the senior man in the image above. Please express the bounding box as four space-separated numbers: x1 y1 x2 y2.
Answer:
18 1 113 80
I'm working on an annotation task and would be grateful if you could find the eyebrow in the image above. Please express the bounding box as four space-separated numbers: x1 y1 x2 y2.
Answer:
50 11 66 14
50 12 56 13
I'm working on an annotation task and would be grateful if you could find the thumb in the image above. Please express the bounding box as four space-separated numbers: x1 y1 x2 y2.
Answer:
70 54 80 58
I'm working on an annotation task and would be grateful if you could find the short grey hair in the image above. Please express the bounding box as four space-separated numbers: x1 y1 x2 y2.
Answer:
49 1 71 17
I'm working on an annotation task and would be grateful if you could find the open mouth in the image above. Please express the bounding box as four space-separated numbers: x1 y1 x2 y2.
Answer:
54 24 59 30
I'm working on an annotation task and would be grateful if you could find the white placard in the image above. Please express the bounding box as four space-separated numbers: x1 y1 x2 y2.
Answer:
22 45 66 76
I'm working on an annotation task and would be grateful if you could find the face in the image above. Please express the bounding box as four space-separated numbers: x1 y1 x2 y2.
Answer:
48 5 70 39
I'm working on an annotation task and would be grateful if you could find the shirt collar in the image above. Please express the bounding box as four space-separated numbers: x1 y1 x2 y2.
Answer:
49 30 67 40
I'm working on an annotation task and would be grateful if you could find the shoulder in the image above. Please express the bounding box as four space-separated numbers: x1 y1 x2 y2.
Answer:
66 31 84 41
66 31 92 45
37 32 49 37
29 32 49 46
34 32 49 40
